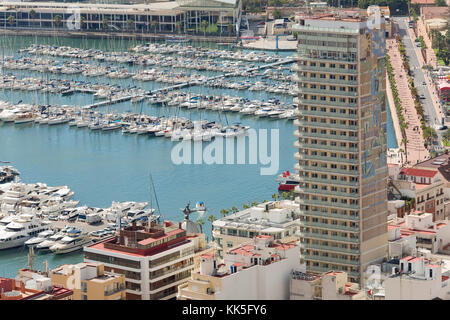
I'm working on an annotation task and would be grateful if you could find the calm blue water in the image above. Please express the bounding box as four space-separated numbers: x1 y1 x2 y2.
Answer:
0 35 397 277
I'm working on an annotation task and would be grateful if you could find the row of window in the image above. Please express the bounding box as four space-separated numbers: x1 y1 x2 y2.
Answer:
305 173 359 184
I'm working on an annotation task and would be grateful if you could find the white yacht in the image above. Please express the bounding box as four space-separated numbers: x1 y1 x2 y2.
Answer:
50 234 93 254
0 214 52 249
35 232 65 252
24 229 55 247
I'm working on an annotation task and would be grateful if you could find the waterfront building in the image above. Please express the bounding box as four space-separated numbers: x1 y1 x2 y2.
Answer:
211 200 300 257
388 211 450 254
391 167 446 221
177 235 302 300
384 256 450 300
84 220 213 300
0 0 241 35
292 9 388 284
50 262 126 300
0 269 73 300
290 270 366 300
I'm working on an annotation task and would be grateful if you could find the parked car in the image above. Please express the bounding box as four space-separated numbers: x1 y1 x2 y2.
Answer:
419 94 426 99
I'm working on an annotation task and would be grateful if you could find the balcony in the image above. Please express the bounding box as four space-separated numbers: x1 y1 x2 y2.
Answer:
293 74 358 86
104 284 125 297
293 119 358 131
293 54 358 65
297 109 358 120
293 63 358 75
295 197 359 210
303 254 360 266
299 210 360 221
294 163 359 176
301 243 360 254
301 220 360 232
298 230 359 243
297 87 358 98
294 142 358 153
296 186 359 199
294 130 358 141
294 152 359 164
296 97 357 108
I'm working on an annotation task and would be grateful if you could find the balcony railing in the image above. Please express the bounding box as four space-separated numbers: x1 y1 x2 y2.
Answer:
294 153 359 165
296 197 359 210
293 119 359 131
299 210 360 221
294 130 358 141
294 164 359 176
293 74 358 86
303 254 360 266
294 142 358 153
295 186 359 199
301 220 360 232
298 230 359 243
293 63 358 74
300 243 360 254
296 97 358 108
297 87 358 97
104 284 125 296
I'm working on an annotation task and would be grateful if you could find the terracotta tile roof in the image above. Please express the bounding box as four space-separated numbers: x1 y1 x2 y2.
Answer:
400 168 438 178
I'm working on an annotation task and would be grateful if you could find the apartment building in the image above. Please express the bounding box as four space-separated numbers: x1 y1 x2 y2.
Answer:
0 269 73 300
177 235 302 300
290 270 366 300
388 212 450 254
292 9 388 284
384 256 450 300
84 220 211 300
51 262 126 300
212 200 300 257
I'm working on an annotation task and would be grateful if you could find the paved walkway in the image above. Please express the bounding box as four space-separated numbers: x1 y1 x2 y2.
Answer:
408 18 445 125
386 77 403 149
387 38 429 165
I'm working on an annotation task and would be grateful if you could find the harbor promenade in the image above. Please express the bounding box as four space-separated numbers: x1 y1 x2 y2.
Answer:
240 37 296 51
386 77 403 149
387 38 429 165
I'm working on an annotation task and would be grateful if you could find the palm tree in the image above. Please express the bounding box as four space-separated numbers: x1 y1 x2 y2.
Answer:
53 15 62 28
272 193 279 201
231 206 238 213
220 209 229 217
251 201 258 207
80 16 86 29
102 18 109 30
7 15 15 27
127 19 134 30
401 137 408 164
29 9 35 27
201 20 208 37
175 21 181 34
196 219 205 234
207 214 216 224
151 21 158 35
242 203 250 209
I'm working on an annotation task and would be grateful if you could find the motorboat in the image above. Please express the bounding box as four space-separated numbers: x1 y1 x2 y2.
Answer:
0 214 52 249
50 234 93 254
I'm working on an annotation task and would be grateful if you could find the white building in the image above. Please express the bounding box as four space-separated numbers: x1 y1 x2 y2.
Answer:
388 212 450 254
177 235 303 300
212 201 300 257
384 256 450 300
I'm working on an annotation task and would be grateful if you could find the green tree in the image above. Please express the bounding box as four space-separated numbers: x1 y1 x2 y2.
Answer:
251 201 258 207
220 209 230 217
443 129 450 143
127 19 134 30
271 193 279 201
151 21 158 34
231 206 238 213
435 0 447 6
7 15 15 27
272 9 282 20
242 203 250 209
53 15 62 27
29 9 36 19
201 20 208 37
103 18 109 30
207 214 216 223
196 219 205 234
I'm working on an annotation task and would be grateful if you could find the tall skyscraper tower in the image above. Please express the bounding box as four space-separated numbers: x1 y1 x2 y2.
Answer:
292 9 388 284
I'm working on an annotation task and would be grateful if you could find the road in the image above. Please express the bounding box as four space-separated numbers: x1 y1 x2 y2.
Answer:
392 17 444 152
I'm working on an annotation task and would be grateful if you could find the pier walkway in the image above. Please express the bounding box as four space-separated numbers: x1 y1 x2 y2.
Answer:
83 58 295 109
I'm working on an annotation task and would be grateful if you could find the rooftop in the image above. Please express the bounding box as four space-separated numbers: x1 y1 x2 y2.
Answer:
399 168 438 178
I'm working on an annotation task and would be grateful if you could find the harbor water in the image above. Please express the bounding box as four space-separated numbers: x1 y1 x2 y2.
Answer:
0 35 397 277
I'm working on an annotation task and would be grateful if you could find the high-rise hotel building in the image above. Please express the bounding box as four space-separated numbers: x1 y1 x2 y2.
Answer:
292 10 388 284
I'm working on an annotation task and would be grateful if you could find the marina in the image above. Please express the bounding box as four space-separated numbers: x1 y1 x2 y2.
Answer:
0 35 398 279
